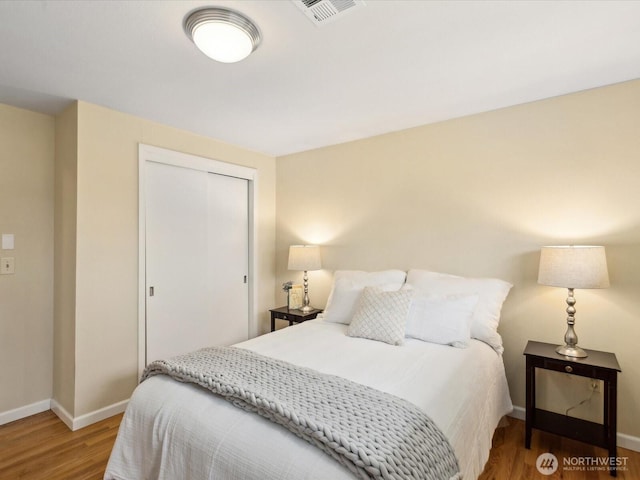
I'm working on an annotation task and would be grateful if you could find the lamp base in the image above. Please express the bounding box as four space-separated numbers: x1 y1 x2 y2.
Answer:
300 304 314 314
556 344 588 358
556 288 588 358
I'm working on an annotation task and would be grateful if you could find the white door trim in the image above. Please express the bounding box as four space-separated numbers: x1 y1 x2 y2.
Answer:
138 144 258 378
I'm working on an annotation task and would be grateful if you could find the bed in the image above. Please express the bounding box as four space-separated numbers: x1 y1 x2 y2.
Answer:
105 269 513 480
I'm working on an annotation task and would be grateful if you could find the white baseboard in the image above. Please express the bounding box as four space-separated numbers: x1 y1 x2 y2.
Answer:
509 405 525 421
71 399 129 431
618 432 640 453
0 399 51 426
51 398 129 431
50 399 74 430
508 405 639 453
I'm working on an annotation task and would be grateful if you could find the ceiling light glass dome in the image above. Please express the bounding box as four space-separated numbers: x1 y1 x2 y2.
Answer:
184 7 261 63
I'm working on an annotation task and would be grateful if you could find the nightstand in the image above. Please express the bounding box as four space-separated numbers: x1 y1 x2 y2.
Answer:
524 340 621 476
269 306 322 332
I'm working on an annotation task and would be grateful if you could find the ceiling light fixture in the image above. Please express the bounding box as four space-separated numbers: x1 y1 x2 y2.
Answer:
184 7 261 63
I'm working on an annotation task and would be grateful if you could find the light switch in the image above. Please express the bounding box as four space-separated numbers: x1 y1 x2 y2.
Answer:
2 234 14 250
1 257 15 274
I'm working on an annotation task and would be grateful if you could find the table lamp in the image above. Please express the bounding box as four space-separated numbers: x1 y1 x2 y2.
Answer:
538 245 609 358
288 245 322 313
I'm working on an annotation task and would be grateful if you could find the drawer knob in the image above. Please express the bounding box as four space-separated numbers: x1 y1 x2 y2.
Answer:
565 365 573 373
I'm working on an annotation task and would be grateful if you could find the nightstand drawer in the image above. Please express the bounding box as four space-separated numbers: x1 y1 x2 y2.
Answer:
541 358 598 378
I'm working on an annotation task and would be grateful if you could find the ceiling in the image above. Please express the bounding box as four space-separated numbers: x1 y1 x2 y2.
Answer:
1 0 639 157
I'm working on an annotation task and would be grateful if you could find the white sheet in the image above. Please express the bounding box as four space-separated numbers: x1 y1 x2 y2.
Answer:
105 319 512 480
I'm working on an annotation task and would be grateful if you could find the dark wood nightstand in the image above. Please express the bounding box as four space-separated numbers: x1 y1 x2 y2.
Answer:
269 306 322 332
524 340 621 476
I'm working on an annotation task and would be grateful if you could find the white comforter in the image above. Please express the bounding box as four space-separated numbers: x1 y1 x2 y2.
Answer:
105 319 512 480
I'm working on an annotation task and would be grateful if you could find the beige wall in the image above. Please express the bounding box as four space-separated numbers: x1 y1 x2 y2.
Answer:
276 80 640 438
53 103 78 413
65 101 276 417
0 104 55 413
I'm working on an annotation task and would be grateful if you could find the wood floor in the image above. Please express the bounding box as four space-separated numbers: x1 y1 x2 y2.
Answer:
478 417 639 480
0 411 122 480
0 411 638 479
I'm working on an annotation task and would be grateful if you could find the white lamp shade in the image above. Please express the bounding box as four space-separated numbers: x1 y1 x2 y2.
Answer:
538 246 610 289
288 245 321 271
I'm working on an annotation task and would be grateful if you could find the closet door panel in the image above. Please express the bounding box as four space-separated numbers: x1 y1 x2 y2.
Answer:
207 173 249 345
145 161 210 363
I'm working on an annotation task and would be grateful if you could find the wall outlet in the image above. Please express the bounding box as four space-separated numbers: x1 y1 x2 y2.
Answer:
591 379 601 393
0 257 15 274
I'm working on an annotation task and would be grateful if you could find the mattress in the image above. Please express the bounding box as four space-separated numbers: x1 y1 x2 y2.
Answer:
105 319 513 480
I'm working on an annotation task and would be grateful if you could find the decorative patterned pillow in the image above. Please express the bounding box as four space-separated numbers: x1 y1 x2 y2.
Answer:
347 286 412 346
323 270 407 325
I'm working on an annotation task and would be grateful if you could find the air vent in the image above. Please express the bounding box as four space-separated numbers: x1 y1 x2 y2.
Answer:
293 0 365 26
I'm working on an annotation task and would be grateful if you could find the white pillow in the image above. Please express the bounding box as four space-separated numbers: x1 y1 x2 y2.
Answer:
405 293 478 348
405 270 512 353
347 286 412 346
323 270 407 325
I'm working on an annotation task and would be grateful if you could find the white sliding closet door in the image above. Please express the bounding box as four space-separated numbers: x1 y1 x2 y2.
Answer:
145 160 249 364
207 172 249 345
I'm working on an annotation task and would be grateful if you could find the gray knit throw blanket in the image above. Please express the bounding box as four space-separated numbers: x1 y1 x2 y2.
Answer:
142 346 461 480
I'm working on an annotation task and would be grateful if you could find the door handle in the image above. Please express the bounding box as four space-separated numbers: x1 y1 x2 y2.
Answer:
149 286 155 296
